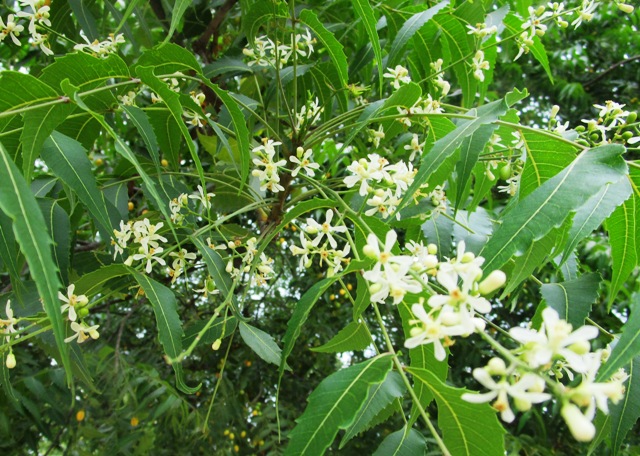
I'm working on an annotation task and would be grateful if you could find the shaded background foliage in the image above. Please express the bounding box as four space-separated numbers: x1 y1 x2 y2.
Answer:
0 0 639 455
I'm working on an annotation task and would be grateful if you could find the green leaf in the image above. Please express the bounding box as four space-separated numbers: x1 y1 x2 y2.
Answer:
280 277 335 376
132 272 201 394
285 355 393 456
341 371 406 447
73 264 130 296
299 9 349 87
147 109 182 170
311 321 371 353
387 1 449 69
408 368 506 456
454 124 497 212
0 142 70 383
598 296 640 381
610 356 640 456
182 316 237 348
353 274 372 320
135 66 205 188
481 144 628 273
196 77 251 189
166 0 192 43
38 199 71 284
421 211 454 258
352 0 383 91
607 170 639 305
121 105 160 169
241 0 289 42
372 426 426 456
0 211 21 285
518 130 579 199
402 89 528 211
239 321 283 367
540 273 601 327
41 131 114 241
69 0 100 40
562 178 632 264
135 42 200 74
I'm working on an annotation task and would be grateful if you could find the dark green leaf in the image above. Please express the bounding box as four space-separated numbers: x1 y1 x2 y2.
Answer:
311 321 371 353
611 356 640 456
372 425 426 456
541 273 601 327
481 144 628 273
285 355 393 455
352 0 383 91
239 321 283 366
598 295 640 381
341 371 406 447
408 368 506 456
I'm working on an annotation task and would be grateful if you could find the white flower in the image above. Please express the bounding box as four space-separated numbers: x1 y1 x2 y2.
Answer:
572 0 598 29
462 369 551 422
132 219 167 250
189 185 215 209
0 300 18 343
404 303 448 361
128 245 167 273
290 147 320 177
305 209 347 249
466 22 498 38
561 403 595 441
404 134 424 161
0 15 25 46
65 321 100 344
169 248 197 270
58 284 89 322
183 109 211 128
470 50 490 82
383 65 411 89
509 307 599 372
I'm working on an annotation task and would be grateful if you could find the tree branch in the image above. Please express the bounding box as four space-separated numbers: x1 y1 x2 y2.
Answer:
193 0 238 62
584 55 640 88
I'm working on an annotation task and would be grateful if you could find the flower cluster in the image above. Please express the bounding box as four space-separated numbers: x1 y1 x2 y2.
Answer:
252 139 286 193
212 236 275 286
74 33 125 57
343 153 417 220
293 97 323 130
578 101 639 147
1 0 53 55
403 241 506 360
462 307 628 442
289 209 351 276
470 51 490 82
1 300 18 368
243 30 315 68
58 284 100 344
113 219 168 273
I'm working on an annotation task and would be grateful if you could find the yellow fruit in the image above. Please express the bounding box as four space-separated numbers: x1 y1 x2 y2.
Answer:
161 159 169 167
130 417 139 427
127 202 134 211
76 410 85 422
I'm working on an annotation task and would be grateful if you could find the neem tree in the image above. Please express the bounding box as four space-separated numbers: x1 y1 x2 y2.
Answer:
0 0 639 454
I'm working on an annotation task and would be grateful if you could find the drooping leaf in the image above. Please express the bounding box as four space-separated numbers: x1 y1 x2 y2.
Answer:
132 271 201 394
481 144 628 273
408 368 506 456
352 0 383 91
0 142 70 383
561 177 632 264
121 105 160 169
610 356 640 456
299 9 349 88
540 273 601 327
135 42 200 74
165 0 192 43
387 1 449 69
68 0 100 40
41 131 114 242
353 274 372 320
598 295 640 381
147 109 183 170
37 198 71 284
402 89 528 211
372 425 426 456
607 169 640 305
311 321 371 353
454 124 497 212
73 264 130 296
341 371 406 447
238 321 283 367
285 355 393 456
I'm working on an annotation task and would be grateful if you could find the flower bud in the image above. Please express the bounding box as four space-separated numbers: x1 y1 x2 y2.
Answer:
369 283 382 294
626 111 637 124
618 3 634 14
569 340 591 355
487 357 507 375
6 353 16 369
409 326 424 337
461 252 475 263
478 270 506 295
514 397 532 412
305 225 318 235
212 339 222 351
561 403 595 442
427 244 438 255
362 244 377 259
550 105 560 119
535 5 546 16
77 307 90 319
